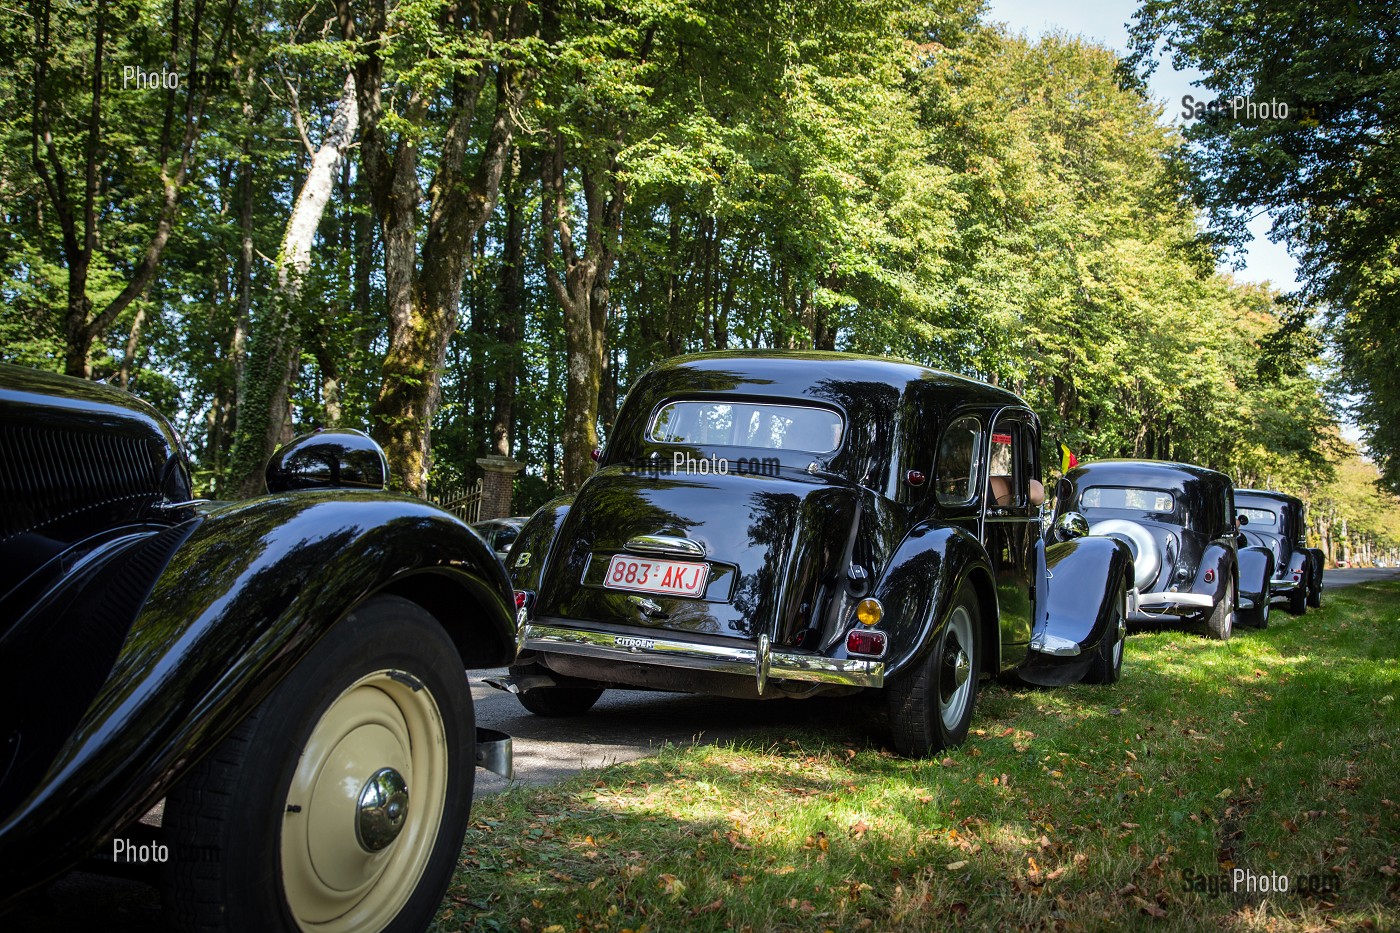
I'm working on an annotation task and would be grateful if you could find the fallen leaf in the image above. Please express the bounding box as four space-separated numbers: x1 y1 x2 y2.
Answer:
850 820 870 838
946 860 968 871
658 874 686 897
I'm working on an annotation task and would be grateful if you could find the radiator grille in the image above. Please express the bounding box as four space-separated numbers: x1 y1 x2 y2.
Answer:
0 424 165 543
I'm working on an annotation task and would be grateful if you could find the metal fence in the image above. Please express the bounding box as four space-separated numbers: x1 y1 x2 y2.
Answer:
431 478 483 524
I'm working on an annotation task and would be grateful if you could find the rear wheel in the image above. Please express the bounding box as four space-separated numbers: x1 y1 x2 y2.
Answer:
162 595 475 933
887 583 979 758
518 686 605 717
1082 582 1127 685
1206 576 1235 641
1307 574 1323 609
1287 577 1308 615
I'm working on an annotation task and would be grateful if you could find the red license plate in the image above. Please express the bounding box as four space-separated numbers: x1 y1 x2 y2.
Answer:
603 554 710 598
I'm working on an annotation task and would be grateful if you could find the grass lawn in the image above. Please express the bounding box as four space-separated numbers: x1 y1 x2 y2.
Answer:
440 581 1400 932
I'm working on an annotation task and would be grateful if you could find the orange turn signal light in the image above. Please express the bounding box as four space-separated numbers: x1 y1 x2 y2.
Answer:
856 597 883 626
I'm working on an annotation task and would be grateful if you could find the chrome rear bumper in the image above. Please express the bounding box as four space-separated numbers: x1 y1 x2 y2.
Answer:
522 622 884 691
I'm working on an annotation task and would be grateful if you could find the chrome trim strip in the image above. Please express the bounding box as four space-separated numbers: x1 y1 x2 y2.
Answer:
1029 632 1082 657
623 534 707 559
523 623 884 687
1136 591 1213 609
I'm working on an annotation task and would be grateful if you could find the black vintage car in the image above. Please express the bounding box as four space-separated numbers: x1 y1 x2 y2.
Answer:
1054 460 1275 638
1236 488 1325 614
504 351 1133 758
0 365 517 931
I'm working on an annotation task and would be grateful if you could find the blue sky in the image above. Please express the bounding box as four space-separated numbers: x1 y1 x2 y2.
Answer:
982 0 1302 293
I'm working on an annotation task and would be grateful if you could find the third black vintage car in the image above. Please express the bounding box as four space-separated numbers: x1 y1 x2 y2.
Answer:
503 351 1133 758
1054 460 1275 638
1236 488 1325 614
0 365 516 931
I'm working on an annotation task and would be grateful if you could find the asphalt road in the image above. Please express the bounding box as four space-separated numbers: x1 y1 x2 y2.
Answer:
1322 566 1400 589
11 565 1399 930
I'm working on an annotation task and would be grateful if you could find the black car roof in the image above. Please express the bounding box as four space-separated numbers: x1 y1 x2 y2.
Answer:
1068 459 1230 489
647 350 1027 409
1236 488 1303 507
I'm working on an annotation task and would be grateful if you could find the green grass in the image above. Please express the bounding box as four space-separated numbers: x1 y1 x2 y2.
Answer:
439 582 1400 932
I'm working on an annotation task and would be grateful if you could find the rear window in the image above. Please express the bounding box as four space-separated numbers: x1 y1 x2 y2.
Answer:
647 401 843 453
1081 486 1175 512
1239 507 1278 527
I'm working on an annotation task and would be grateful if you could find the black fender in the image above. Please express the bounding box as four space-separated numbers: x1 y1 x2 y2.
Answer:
1237 544 1275 605
1193 543 1236 614
0 491 515 904
1306 548 1326 591
871 524 997 681
1016 535 1133 687
508 496 574 609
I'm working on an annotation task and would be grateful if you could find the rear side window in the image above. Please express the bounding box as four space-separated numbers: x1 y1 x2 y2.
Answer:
648 401 843 453
936 415 983 505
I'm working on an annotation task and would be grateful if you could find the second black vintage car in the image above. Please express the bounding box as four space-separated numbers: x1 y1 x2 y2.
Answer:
1236 488 1325 614
1053 460 1275 638
0 365 517 932
503 351 1133 758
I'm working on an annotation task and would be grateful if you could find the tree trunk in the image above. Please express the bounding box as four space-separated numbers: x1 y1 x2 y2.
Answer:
541 135 622 492
492 151 525 458
344 0 526 495
229 74 359 496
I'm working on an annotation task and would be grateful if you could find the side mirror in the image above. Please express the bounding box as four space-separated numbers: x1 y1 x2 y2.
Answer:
1053 511 1090 542
266 429 389 493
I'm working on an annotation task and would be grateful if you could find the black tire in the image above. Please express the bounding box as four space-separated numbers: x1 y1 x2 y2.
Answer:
886 583 979 758
1243 592 1271 629
517 685 604 717
162 595 475 933
1081 582 1126 685
1206 574 1235 641
1287 577 1308 616
1308 575 1323 609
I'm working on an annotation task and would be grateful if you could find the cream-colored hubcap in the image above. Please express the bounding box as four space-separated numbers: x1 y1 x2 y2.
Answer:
281 670 448 933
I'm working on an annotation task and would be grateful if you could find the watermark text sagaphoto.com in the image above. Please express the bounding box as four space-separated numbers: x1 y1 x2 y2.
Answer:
1180 868 1343 896
1181 95 1289 121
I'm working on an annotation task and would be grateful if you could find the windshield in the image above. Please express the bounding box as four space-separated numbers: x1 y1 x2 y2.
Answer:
1081 486 1175 513
648 401 844 453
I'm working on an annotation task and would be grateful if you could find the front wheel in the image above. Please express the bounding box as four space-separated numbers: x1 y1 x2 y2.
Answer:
1243 592 1271 629
162 595 476 933
1206 575 1235 641
886 583 979 758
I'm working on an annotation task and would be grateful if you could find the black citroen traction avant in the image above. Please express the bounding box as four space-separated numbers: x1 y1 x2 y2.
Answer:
501 351 1134 758
1053 459 1276 638
1235 488 1325 615
0 364 517 932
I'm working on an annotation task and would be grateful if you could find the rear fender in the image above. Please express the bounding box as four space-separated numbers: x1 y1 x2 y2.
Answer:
1017 535 1133 686
873 525 996 680
507 497 573 611
1237 545 1275 603
0 491 516 901
1193 544 1236 610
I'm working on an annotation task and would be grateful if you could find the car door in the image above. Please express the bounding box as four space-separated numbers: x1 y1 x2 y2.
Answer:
981 409 1038 656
